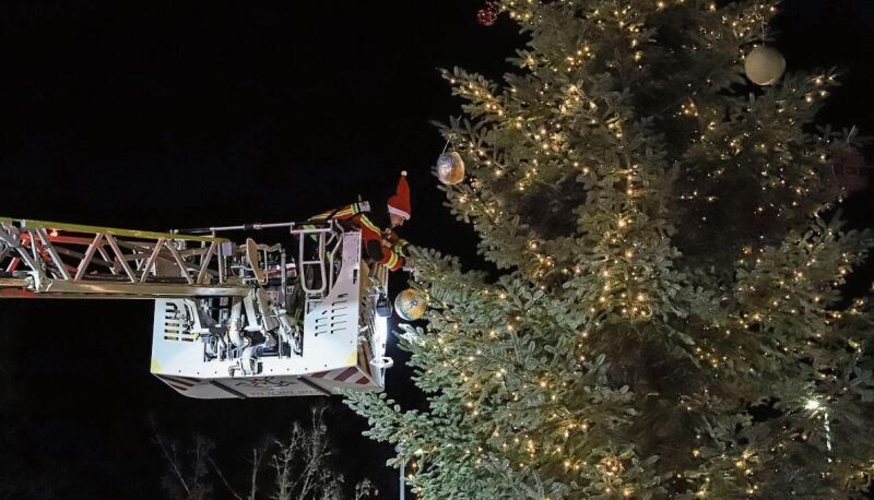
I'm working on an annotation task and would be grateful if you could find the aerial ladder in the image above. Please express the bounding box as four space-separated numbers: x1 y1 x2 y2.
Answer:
0 216 394 399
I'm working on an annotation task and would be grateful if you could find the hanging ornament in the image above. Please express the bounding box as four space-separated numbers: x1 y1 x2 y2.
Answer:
477 1 498 26
436 152 466 185
744 45 786 86
831 148 870 194
395 288 427 321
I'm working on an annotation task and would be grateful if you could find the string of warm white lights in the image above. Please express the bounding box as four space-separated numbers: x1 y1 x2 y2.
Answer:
347 1 874 498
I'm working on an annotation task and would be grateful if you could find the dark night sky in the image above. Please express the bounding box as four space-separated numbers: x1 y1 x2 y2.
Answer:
1 1 874 498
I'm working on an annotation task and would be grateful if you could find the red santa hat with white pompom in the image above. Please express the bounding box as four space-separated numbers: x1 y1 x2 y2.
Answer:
387 171 411 220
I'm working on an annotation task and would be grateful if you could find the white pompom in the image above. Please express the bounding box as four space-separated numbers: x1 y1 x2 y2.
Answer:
744 45 786 86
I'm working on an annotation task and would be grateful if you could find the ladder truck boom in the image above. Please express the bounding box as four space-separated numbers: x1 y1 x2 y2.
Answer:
0 217 393 399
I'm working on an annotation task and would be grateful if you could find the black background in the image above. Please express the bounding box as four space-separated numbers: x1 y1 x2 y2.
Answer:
0 1 873 498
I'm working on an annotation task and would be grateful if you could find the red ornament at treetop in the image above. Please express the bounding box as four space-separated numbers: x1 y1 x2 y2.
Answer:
477 2 498 26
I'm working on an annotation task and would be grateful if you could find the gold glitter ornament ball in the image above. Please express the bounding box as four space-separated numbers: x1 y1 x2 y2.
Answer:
436 152 465 185
744 46 786 86
395 288 427 321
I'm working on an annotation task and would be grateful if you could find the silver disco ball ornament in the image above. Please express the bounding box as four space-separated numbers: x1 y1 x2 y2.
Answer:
436 152 465 185
744 45 786 86
395 288 427 321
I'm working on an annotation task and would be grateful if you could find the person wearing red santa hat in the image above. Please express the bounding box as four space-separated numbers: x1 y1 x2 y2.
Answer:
308 171 412 272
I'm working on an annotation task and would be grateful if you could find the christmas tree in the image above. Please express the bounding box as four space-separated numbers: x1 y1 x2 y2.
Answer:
346 1 874 498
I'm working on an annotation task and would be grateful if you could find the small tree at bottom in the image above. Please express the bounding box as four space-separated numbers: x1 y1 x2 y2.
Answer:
152 407 377 500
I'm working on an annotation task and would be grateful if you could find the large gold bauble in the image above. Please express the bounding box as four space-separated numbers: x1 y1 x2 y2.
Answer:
395 288 427 321
744 46 786 86
436 152 465 185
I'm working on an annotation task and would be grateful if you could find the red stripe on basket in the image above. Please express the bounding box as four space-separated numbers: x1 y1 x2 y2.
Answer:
160 375 200 388
359 344 373 378
164 381 190 391
158 376 196 391
333 367 359 382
